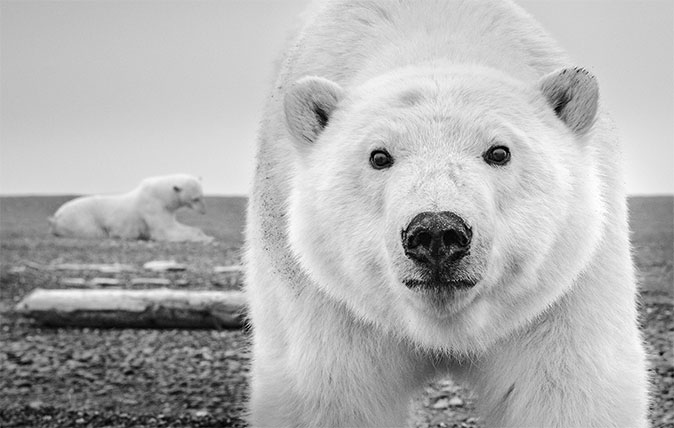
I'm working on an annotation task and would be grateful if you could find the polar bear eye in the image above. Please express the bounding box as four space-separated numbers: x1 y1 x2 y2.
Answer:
370 149 394 169
483 145 511 166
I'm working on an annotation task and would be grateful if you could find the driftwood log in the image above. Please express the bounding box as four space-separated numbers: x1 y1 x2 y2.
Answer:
15 288 246 329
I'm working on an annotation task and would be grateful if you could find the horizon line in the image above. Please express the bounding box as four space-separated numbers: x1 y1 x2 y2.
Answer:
0 193 672 199
0 193 249 198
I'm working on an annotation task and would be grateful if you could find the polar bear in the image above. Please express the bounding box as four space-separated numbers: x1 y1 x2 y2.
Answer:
50 174 213 242
245 1 649 427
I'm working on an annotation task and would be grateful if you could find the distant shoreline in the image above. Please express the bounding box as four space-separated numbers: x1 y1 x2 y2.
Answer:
0 194 671 199
0 194 248 199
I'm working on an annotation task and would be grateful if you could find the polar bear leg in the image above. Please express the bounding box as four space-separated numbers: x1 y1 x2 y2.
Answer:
246 255 445 427
146 213 213 242
51 215 108 238
105 218 150 240
161 223 212 242
249 299 430 427
465 244 649 427
469 315 648 427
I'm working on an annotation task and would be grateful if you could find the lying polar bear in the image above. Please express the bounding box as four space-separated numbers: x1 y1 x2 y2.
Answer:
49 174 213 242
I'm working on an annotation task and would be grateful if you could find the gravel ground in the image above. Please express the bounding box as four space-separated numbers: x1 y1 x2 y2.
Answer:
0 196 672 427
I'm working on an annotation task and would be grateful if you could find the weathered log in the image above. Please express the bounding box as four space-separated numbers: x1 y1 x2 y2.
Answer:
15 288 246 329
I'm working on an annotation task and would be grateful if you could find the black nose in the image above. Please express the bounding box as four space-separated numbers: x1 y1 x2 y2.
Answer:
402 211 472 264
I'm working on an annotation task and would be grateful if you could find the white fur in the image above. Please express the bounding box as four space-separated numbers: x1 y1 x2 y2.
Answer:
50 174 213 243
245 1 649 427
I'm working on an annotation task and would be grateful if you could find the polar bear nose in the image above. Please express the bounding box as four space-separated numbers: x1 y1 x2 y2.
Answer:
402 211 472 265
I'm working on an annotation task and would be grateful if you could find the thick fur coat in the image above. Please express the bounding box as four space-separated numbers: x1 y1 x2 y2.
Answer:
50 174 213 242
245 1 649 426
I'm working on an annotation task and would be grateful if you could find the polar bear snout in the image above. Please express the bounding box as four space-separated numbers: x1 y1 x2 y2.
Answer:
402 211 472 267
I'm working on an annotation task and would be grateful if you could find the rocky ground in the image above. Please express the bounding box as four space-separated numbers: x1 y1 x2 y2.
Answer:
0 196 672 427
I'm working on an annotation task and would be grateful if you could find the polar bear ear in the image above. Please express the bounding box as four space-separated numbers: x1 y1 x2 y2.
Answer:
284 76 344 146
538 67 599 134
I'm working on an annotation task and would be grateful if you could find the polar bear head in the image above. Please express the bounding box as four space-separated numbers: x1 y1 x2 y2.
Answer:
171 175 207 214
140 174 207 214
284 65 605 354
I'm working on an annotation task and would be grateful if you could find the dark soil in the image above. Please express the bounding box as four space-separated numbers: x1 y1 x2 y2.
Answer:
0 195 672 427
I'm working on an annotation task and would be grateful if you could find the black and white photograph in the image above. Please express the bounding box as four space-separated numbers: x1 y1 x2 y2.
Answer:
1 1 672 427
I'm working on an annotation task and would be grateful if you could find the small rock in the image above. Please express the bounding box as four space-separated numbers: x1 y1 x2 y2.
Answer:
9 266 26 274
438 379 460 393
143 260 187 272
76 370 99 382
194 409 210 418
28 400 43 409
431 397 450 409
198 347 214 360
429 414 449 426
448 396 464 407
90 277 121 287
75 418 85 424
131 278 171 286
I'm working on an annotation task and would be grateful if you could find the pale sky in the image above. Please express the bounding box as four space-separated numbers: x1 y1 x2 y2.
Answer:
1 0 672 196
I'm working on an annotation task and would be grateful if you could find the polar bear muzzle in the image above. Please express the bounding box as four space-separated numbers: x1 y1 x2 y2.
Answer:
401 211 474 288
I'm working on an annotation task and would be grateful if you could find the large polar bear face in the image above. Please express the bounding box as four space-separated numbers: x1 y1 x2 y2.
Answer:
284 65 605 354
